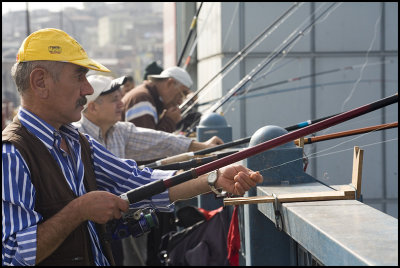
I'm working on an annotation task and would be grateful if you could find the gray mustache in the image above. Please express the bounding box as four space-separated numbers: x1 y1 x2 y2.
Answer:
77 97 87 107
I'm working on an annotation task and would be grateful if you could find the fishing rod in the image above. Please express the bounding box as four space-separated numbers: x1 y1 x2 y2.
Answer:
294 122 398 145
156 122 398 172
182 2 340 135
177 2 203 67
182 32 198 70
197 79 391 108
195 58 395 108
207 3 339 115
193 113 341 156
120 93 398 204
150 150 238 171
143 113 341 169
230 60 394 102
179 2 303 115
144 119 397 170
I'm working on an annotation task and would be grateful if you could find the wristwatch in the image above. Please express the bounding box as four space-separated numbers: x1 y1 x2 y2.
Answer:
207 169 223 195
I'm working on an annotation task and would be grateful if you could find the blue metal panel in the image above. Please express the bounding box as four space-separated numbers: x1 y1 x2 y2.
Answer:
242 125 317 265
197 113 232 210
197 113 233 143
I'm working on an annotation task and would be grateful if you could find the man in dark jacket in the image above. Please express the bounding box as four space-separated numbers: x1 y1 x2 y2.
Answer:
122 66 192 133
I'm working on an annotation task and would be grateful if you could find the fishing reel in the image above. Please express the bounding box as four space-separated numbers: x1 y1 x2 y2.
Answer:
105 208 159 240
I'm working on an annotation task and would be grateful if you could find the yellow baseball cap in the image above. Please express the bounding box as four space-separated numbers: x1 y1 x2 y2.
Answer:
16 28 110 72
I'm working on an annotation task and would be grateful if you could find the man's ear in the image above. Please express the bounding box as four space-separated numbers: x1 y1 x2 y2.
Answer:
166 77 175 88
87 101 100 113
30 68 50 98
86 102 95 113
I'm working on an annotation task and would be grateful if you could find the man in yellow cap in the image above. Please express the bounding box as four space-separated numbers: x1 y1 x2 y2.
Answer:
2 28 263 266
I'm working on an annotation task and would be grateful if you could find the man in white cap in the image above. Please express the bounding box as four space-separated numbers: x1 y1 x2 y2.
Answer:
2 28 263 266
75 74 223 163
122 66 193 133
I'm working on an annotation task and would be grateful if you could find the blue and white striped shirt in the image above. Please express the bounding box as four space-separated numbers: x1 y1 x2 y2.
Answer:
2 107 175 266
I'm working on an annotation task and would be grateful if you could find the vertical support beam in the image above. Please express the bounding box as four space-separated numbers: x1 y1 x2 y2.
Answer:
239 2 247 138
351 146 364 200
379 2 387 214
310 2 317 179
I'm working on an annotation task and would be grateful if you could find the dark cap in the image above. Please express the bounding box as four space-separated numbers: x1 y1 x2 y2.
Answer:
143 61 163 80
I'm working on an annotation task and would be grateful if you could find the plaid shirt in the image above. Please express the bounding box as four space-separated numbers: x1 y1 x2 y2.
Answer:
73 115 192 162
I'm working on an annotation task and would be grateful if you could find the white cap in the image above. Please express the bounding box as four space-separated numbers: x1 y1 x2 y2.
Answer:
85 75 126 109
148 66 193 88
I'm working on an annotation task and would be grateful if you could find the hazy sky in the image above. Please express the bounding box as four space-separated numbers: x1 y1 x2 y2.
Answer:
2 2 85 15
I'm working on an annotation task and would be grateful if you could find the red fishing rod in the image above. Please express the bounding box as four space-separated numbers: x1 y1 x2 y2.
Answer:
121 93 398 204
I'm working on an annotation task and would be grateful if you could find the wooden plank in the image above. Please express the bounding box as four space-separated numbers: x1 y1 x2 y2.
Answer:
351 146 364 200
224 188 355 206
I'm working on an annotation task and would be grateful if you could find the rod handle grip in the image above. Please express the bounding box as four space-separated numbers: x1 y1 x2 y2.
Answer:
121 179 166 204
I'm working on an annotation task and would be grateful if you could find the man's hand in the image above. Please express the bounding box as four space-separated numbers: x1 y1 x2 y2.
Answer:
163 106 182 124
36 191 129 264
216 165 263 196
204 136 224 147
77 191 129 224
188 136 224 151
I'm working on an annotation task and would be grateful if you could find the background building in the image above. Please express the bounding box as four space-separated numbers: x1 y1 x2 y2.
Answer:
2 2 163 128
164 2 398 218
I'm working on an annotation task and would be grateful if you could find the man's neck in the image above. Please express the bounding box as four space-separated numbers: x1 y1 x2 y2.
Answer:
21 104 63 130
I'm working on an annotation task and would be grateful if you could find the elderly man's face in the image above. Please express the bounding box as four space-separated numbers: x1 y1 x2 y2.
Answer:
47 63 93 125
94 89 124 125
163 78 191 108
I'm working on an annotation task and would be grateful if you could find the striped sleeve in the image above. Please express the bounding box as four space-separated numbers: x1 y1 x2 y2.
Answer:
84 134 175 212
125 101 158 124
2 143 41 266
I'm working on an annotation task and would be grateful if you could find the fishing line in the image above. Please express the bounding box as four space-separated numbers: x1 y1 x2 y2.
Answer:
180 2 305 117
184 2 241 69
182 3 216 69
195 60 396 108
340 8 383 113
257 135 397 176
153 136 397 211
221 2 240 52
220 78 397 115
152 120 398 210
177 2 204 66
247 59 394 97
219 2 342 116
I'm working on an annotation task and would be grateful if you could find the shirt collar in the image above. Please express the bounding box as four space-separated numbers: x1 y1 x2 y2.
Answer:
18 107 81 150
75 114 115 143
75 114 102 140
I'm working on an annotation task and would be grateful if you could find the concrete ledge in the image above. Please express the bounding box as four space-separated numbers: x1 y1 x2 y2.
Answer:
256 184 398 266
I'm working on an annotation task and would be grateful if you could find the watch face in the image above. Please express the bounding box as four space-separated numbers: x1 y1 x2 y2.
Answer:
208 170 218 184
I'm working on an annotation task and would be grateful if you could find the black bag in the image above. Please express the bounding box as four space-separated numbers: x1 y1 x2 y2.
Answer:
159 206 231 266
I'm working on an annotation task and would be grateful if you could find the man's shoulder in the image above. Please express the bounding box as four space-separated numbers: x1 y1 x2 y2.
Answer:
123 83 151 99
114 120 136 130
122 84 155 107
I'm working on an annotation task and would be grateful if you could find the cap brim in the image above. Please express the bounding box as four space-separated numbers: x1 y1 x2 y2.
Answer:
147 74 168 79
70 58 111 72
100 76 127 96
